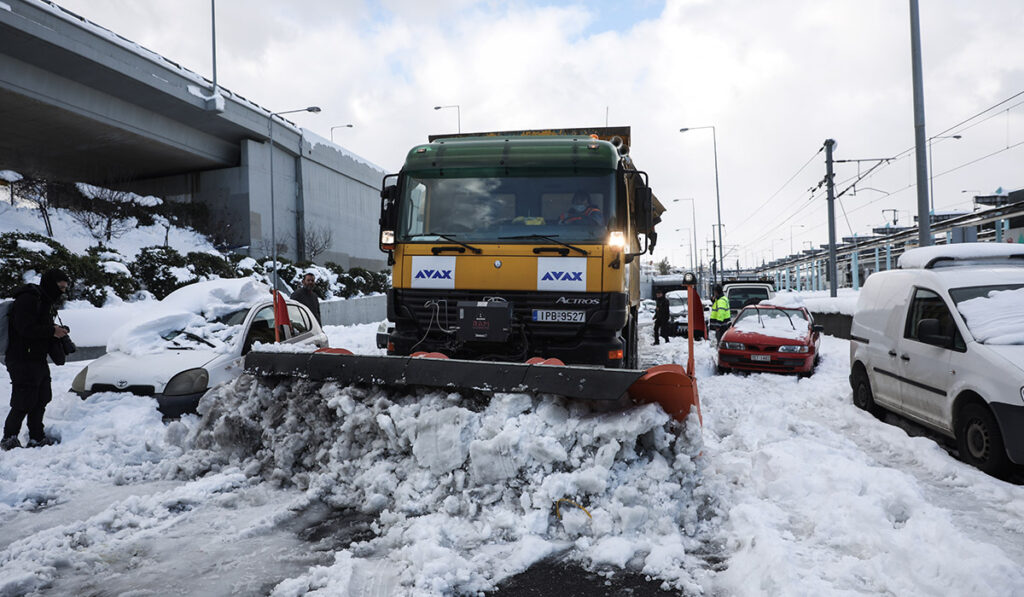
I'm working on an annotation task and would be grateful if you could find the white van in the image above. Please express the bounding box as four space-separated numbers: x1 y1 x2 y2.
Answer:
722 282 775 319
849 243 1024 477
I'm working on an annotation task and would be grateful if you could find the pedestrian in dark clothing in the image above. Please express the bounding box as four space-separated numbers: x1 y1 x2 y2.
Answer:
653 291 670 345
3 269 70 450
290 273 321 324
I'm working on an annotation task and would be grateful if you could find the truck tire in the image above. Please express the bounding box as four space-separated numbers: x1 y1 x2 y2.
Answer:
956 402 1011 478
852 369 884 419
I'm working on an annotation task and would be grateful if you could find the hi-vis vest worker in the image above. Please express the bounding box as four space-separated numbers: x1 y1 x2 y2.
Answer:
710 289 731 324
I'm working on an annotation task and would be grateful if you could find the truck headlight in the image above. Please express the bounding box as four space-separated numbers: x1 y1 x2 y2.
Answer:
72 367 88 393
721 342 745 350
778 345 809 353
608 231 626 249
164 368 209 396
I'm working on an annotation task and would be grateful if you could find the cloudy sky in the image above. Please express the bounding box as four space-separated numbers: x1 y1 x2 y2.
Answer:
54 0 1024 267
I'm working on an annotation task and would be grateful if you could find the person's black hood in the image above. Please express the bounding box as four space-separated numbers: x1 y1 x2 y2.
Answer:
40 269 70 302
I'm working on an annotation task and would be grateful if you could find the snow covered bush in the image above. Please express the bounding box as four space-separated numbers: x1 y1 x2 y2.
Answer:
186 251 235 281
131 245 197 300
0 231 76 298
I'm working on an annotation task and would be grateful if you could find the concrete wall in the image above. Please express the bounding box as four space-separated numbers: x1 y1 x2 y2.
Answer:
321 294 387 327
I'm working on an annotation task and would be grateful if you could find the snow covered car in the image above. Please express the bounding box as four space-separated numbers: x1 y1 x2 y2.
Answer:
71 280 328 417
849 243 1024 477
717 304 822 376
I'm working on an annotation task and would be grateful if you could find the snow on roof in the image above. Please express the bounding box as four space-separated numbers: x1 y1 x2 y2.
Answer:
898 243 1024 269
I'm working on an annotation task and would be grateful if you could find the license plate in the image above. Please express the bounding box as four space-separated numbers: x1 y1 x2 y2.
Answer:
532 309 585 323
751 354 771 362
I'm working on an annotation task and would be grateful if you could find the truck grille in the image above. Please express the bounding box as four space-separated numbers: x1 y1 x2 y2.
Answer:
393 289 608 338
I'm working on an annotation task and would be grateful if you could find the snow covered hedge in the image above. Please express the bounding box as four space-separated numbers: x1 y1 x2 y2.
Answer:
0 232 391 305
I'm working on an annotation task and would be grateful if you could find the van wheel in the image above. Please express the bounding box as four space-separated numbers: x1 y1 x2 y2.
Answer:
852 371 884 419
956 403 1011 478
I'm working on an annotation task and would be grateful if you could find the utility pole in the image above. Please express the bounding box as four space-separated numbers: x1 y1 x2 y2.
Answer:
910 0 932 246
825 139 838 297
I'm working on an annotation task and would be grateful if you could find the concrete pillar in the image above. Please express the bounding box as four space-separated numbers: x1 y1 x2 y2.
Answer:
852 251 860 290
874 247 879 275
886 244 892 270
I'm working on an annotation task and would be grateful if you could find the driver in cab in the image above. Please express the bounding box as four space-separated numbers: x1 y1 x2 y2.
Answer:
559 191 604 227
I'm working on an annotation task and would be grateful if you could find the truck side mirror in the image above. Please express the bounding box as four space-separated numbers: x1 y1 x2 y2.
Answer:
379 183 399 254
634 186 653 234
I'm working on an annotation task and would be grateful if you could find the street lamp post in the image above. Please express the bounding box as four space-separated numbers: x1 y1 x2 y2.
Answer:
790 224 805 255
434 105 460 133
673 198 698 276
927 134 962 215
268 106 321 292
330 124 353 143
680 126 723 285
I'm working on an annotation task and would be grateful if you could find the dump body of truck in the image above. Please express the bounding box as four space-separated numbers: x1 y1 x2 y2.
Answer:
378 127 663 369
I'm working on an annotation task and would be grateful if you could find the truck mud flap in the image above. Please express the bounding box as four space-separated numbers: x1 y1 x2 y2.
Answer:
244 351 700 422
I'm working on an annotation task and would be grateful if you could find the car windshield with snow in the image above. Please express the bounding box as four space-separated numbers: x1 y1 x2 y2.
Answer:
717 305 821 376
71 280 328 417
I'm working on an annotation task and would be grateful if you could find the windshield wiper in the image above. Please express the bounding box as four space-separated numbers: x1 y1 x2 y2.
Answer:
498 234 589 256
779 309 797 329
168 329 217 348
433 233 482 254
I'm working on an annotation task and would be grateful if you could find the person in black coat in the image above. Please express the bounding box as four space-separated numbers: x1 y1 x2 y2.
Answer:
290 272 322 325
653 290 671 345
3 269 70 450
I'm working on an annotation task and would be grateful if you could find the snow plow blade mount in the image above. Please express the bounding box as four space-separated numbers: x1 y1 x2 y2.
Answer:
244 351 701 423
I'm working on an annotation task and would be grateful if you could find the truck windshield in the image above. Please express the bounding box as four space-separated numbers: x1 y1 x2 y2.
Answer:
397 171 616 243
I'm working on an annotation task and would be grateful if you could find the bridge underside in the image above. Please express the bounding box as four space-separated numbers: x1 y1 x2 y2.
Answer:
0 86 227 182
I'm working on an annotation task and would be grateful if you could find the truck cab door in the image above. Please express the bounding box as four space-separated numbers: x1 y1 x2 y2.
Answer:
896 287 959 430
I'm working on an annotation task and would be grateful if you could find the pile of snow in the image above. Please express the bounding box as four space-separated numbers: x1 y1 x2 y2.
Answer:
957 287 1024 344
105 278 269 355
794 288 860 315
175 374 711 595
75 182 163 207
0 169 23 183
762 290 805 308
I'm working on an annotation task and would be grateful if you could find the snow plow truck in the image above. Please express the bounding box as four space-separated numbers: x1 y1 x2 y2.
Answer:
246 127 701 423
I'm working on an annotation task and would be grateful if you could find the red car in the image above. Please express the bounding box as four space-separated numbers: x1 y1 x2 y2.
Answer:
717 305 823 376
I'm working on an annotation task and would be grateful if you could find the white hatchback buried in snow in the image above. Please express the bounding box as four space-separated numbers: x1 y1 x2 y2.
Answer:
71 280 328 417
849 243 1024 477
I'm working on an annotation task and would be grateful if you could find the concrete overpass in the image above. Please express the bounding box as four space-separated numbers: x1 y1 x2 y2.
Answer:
0 0 386 269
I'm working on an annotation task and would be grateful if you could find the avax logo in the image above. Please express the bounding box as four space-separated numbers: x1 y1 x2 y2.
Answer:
414 269 453 280
541 271 583 282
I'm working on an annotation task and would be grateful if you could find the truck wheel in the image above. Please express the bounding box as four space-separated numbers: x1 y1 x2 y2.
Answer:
956 403 1011 478
852 370 884 419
